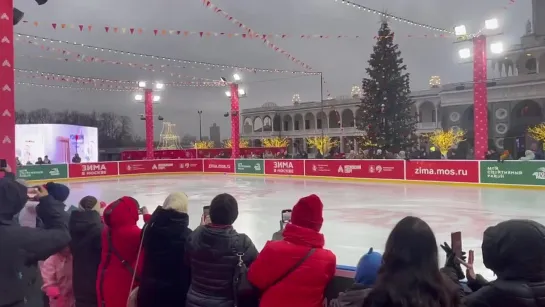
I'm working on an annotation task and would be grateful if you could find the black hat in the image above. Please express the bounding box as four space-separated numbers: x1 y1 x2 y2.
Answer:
209 193 238 225
0 178 28 220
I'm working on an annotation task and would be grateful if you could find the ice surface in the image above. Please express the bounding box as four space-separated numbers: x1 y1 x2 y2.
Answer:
63 175 545 279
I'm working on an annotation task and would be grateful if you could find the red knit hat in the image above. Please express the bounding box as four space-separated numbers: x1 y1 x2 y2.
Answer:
291 194 324 232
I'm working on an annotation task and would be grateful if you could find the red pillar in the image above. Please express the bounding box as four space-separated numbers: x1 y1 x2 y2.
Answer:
0 0 15 170
230 83 240 159
144 89 154 160
473 35 488 160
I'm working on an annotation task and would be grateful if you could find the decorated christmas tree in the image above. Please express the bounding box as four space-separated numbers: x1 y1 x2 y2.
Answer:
357 21 417 150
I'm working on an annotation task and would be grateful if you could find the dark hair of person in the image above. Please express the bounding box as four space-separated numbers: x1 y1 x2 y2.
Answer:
79 195 98 211
363 216 460 307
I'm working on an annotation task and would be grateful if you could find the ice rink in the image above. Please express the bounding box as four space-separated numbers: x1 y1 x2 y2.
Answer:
63 174 545 279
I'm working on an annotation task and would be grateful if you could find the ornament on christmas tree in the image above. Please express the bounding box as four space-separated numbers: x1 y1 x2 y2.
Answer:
429 76 441 88
429 128 466 157
292 94 301 105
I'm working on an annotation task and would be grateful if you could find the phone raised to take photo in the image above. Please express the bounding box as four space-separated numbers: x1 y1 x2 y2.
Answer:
451 231 463 259
27 186 40 201
281 209 292 223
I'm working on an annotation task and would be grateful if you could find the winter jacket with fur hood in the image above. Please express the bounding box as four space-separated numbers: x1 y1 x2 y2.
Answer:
465 220 545 307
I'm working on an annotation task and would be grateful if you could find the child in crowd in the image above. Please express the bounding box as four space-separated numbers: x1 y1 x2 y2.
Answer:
41 247 75 307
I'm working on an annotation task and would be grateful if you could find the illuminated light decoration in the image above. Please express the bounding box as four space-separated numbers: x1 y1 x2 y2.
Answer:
15 68 136 84
16 82 136 91
194 140 215 149
262 137 289 148
429 128 466 157
14 33 317 75
333 0 454 34
527 123 545 149
351 85 362 98
222 138 249 149
429 76 441 88
306 136 339 155
292 93 301 104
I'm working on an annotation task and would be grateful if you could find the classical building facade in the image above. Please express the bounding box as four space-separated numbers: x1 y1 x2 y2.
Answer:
240 4 545 156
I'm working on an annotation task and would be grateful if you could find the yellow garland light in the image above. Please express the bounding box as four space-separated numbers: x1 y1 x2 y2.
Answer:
223 139 249 149
429 76 441 88
429 128 466 156
527 123 545 150
193 140 215 149
262 137 289 148
306 136 339 155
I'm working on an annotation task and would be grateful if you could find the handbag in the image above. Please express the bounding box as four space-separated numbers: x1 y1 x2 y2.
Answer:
233 235 259 307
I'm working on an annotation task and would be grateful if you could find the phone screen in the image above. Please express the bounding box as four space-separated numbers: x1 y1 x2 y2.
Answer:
451 231 462 258
281 209 292 223
27 187 38 200
203 206 210 216
0 159 6 168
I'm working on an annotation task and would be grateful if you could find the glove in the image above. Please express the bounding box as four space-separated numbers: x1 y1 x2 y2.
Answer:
440 242 466 280
45 286 60 299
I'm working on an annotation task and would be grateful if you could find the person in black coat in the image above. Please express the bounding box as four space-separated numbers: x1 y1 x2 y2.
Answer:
185 193 258 307
69 196 104 307
464 219 545 307
137 192 193 307
0 168 71 307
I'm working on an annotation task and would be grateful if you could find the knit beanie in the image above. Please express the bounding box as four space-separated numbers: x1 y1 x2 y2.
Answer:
209 193 238 225
163 192 189 213
79 196 99 211
291 194 324 232
355 248 382 286
45 182 70 202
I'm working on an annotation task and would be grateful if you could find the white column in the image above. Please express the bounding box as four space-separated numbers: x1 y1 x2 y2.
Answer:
340 136 345 153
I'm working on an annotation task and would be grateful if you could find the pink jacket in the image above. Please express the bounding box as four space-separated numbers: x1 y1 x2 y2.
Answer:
41 251 76 307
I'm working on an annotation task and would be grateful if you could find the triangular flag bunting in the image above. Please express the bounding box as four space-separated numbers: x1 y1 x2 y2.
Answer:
130 28 135 34
52 23 57 29
105 27 109 33
153 30 158 36
79 25 83 31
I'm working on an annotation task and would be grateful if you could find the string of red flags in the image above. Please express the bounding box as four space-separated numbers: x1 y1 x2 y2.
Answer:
16 82 137 92
16 21 454 40
201 0 314 71
15 33 317 75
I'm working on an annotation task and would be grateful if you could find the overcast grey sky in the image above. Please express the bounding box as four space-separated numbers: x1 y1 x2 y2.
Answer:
13 0 531 138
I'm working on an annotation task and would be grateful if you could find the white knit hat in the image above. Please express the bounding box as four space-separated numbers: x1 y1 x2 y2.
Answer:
162 192 189 213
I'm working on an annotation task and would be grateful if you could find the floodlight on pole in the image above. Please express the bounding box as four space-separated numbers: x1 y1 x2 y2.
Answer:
454 25 467 36
238 88 246 96
153 95 161 102
485 18 499 30
458 48 471 59
490 42 503 54
134 94 144 101
155 82 164 90
138 81 147 88
225 91 232 97
233 73 241 81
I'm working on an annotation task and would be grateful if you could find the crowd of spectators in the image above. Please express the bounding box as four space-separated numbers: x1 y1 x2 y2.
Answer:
1 164 545 307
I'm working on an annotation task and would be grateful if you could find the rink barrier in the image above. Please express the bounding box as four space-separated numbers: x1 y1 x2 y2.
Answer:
17 159 545 189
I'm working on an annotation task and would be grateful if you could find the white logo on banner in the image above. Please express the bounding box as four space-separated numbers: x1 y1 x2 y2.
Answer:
2 85 11 92
0 13 9 21
2 110 11 117
2 136 11 144
2 60 10 67
1 37 10 44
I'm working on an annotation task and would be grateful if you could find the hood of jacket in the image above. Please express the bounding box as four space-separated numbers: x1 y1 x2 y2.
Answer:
483 219 545 281
0 177 28 222
103 196 139 228
282 223 325 248
69 209 103 236
145 206 189 237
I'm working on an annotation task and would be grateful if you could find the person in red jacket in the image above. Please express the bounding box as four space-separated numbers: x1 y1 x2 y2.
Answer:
96 197 150 307
248 194 336 307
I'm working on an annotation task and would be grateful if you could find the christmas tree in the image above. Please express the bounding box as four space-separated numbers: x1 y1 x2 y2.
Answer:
357 21 417 151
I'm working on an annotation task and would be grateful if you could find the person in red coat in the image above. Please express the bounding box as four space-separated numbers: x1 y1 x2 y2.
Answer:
96 197 150 307
248 194 336 307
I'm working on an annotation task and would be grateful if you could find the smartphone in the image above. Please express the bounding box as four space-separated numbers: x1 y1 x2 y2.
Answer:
27 186 39 200
451 231 462 259
138 207 144 215
0 159 6 168
281 209 292 223
202 206 211 225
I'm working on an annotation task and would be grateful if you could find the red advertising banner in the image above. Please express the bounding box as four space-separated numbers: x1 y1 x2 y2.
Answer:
304 159 404 180
119 159 203 175
264 159 304 176
69 162 119 178
405 160 479 183
203 159 234 173
0 0 15 171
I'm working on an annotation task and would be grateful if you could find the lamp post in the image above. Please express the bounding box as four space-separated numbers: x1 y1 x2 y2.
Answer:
197 110 203 141
455 19 503 160
134 81 164 159
223 73 246 158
